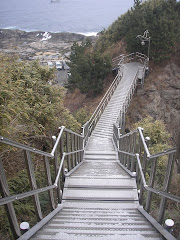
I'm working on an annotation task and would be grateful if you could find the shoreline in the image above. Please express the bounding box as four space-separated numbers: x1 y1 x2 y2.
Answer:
1 27 99 37
0 28 98 61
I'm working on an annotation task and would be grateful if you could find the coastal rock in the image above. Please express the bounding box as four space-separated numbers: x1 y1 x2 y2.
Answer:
0 29 97 60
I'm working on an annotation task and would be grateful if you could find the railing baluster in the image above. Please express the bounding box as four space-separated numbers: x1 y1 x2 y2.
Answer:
0 158 21 238
80 137 83 162
66 131 70 171
127 134 131 170
158 152 175 224
44 156 55 210
145 157 157 213
71 133 75 168
24 150 43 220
77 136 80 163
74 134 77 165
131 132 136 172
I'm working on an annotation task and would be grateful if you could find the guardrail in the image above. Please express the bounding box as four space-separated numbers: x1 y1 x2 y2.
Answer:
0 127 83 239
113 125 179 237
82 71 122 146
83 52 149 145
0 52 149 239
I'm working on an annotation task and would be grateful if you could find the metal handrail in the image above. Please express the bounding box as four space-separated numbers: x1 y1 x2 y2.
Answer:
82 70 122 143
118 128 176 160
88 73 120 124
116 66 141 127
0 136 53 158
116 123 179 233
118 150 136 157
149 148 177 159
136 154 180 203
83 52 148 141
0 126 83 159
0 148 84 206
0 185 56 206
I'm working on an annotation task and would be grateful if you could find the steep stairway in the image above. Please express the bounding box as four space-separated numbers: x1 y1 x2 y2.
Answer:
30 61 164 240
91 62 142 138
30 146 162 239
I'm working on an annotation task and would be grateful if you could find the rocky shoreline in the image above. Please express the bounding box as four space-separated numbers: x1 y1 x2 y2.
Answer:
0 29 97 61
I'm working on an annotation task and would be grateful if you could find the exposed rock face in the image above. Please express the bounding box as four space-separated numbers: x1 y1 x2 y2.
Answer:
127 61 180 147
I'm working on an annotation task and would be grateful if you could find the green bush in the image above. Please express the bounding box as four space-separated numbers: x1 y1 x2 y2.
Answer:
0 54 80 146
74 107 91 125
66 42 112 95
96 0 180 61
133 116 172 187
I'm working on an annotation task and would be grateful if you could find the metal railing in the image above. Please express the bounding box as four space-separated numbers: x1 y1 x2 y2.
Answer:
82 52 148 146
0 52 149 239
82 71 122 146
0 127 83 239
116 53 149 134
113 125 179 235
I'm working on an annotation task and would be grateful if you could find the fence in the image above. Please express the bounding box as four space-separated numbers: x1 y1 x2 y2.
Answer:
113 125 180 233
83 52 149 145
0 127 83 238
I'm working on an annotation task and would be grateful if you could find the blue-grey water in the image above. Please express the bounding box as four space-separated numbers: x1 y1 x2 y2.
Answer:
0 0 134 35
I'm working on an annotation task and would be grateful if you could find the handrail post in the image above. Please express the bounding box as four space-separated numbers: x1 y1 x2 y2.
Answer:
77 136 80 164
74 134 77 165
127 134 131 170
43 156 55 210
131 132 136 172
24 150 43 221
52 136 62 203
80 137 84 162
0 158 21 238
145 157 157 213
71 133 75 168
66 131 70 171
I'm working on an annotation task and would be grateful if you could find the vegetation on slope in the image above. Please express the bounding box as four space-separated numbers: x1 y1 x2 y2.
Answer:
0 54 81 239
132 117 180 237
66 41 112 95
65 0 180 100
96 0 180 61
0 54 80 144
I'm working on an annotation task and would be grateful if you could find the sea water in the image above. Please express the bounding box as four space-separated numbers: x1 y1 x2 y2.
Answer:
0 0 134 35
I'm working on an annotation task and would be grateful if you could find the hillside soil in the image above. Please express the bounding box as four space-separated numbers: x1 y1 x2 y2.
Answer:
126 54 180 148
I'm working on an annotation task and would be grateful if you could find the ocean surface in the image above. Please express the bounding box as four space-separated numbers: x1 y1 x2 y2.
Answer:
0 0 134 36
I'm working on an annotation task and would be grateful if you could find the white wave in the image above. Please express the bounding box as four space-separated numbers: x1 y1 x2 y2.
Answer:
3 26 18 30
77 32 98 36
